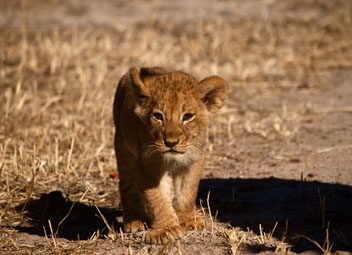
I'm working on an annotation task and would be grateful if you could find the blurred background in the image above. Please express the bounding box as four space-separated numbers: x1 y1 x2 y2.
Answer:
1 0 352 254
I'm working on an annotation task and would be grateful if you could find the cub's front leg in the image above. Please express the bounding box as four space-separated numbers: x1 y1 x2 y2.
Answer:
118 159 148 232
174 160 206 231
116 137 148 233
140 174 184 244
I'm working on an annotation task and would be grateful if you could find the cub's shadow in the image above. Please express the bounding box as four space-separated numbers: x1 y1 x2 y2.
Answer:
198 177 352 253
15 191 122 240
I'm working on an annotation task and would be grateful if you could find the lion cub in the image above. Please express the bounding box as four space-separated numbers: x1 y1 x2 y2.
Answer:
113 67 228 244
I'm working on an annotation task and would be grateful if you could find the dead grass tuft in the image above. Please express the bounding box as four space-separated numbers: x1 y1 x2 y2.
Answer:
224 225 291 254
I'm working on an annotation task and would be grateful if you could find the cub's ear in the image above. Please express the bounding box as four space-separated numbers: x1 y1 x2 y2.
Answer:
129 66 147 97
140 67 166 77
129 66 166 97
197 76 228 112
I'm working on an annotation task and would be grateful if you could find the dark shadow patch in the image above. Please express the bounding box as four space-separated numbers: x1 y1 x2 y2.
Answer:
198 177 352 253
15 191 122 240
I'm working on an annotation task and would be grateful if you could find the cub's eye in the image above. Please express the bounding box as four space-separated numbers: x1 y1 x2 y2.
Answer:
182 113 194 122
153 112 164 122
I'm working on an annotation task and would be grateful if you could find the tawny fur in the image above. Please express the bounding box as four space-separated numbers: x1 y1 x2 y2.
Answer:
113 67 228 244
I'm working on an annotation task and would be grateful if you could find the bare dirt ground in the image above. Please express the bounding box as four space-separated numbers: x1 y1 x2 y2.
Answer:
1 0 352 254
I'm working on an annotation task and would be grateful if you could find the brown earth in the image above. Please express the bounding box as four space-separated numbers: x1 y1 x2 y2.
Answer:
0 0 351 254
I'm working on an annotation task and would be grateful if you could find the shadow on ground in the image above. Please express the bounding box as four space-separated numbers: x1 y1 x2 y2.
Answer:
15 191 122 240
198 177 352 253
15 178 352 252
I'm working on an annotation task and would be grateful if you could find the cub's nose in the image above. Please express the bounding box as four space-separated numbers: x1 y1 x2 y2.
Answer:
164 138 179 148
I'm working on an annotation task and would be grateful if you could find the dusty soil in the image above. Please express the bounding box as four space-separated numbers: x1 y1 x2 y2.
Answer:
0 0 351 254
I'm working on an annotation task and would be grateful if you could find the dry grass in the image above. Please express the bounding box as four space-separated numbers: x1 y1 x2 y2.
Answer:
1 0 352 254
224 224 290 254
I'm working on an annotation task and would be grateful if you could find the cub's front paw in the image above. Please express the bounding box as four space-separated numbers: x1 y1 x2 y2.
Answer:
145 225 184 244
124 219 146 233
180 215 205 231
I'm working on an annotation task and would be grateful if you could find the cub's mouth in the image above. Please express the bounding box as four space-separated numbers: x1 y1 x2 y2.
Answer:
158 145 187 154
163 148 186 154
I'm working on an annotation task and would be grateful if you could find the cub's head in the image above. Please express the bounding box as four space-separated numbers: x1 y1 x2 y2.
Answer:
128 67 228 164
